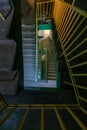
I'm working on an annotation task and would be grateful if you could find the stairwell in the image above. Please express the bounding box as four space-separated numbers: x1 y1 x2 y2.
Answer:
22 22 57 88
21 0 57 89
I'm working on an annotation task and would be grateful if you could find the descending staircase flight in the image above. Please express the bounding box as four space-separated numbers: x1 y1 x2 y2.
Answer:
22 18 35 87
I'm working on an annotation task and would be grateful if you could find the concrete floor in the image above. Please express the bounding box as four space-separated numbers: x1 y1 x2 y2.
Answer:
3 88 77 104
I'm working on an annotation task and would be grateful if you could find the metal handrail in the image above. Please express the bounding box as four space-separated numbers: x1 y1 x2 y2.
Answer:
0 1 87 129
53 0 87 106
36 0 54 20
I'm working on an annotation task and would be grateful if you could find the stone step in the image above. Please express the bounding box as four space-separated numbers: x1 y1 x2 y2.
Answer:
48 68 55 71
47 76 56 80
23 46 35 50
23 56 35 60
22 32 35 38
47 62 54 65
22 23 35 28
24 59 35 62
24 66 34 70
23 49 35 52
23 51 35 56
48 73 56 76
23 56 35 59
48 66 55 69
22 24 35 32
23 43 35 46
47 69 55 73
23 44 35 48
22 18 35 25
23 49 35 53
24 62 35 65
24 68 35 72
24 53 35 57
24 66 35 69
24 71 35 76
22 40 35 44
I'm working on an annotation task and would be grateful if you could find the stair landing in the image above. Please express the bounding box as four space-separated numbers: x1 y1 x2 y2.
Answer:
24 80 56 88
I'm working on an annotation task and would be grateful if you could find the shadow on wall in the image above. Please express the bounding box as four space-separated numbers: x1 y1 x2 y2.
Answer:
0 0 19 95
21 0 34 19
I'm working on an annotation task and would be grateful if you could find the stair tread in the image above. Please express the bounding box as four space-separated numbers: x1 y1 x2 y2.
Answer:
22 22 35 84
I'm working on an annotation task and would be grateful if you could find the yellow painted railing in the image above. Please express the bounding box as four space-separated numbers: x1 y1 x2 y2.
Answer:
0 101 87 130
0 0 87 129
53 0 87 106
36 0 54 20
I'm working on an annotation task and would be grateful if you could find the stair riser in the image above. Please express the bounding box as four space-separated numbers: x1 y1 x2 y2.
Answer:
22 33 35 38
22 39 35 43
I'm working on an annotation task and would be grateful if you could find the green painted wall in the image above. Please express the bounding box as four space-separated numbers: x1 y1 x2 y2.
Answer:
38 24 52 30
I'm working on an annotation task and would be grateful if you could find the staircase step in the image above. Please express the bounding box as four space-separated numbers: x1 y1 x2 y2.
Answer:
24 75 35 78
48 67 55 70
22 38 35 43
24 55 35 58
24 74 35 77
48 73 56 76
23 53 35 56
24 80 56 88
23 42 35 45
23 47 35 51
48 70 55 73
23 48 35 51
24 72 35 76
24 77 35 81
22 32 35 38
24 47 35 52
24 58 35 61
46 55 57 81
23 51 35 57
24 63 35 65
22 24 35 32
22 18 35 25
23 48 35 52
24 67 34 70
48 76 56 80
48 64 54 66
